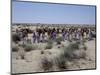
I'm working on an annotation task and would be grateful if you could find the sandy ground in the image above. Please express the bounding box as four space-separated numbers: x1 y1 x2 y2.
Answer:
11 39 96 74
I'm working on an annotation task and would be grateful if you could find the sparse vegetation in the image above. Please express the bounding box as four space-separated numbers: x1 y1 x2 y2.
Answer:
82 44 87 50
41 51 44 54
56 37 63 45
12 33 20 43
45 40 53 49
48 39 53 44
80 51 86 59
62 41 87 60
41 57 53 71
12 46 19 52
20 54 25 59
12 25 95 73
62 42 80 60
24 44 37 52
69 42 79 50
56 55 67 70
82 39 87 43
79 42 87 50
45 44 52 49
83 46 87 50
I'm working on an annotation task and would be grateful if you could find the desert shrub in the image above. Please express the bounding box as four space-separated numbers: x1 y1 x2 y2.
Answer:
63 41 87 60
41 51 44 54
80 51 86 59
45 40 53 49
12 33 20 43
63 48 74 60
24 44 37 52
62 42 80 60
76 41 81 44
45 44 52 49
41 57 53 71
47 39 53 45
20 54 25 59
83 46 87 50
79 42 87 51
72 49 86 59
82 43 87 50
82 39 87 43
12 46 19 52
17 47 25 60
56 55 67 70
69 42 79 50
56 37 63 45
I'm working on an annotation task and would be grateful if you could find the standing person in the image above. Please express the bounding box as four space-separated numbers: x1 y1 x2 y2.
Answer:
68 28 72 41
36 32 40 43
74 29 77 40
36 28 41 43
27 33 32 44
51 31 56 41
44 32 48 42
47 27 51 39
62 30 66 41
32 31 36 43
65 30 68 40
72 31 75 40
84 28 87 40
22 29 28 45
76 30 81 40
41 32 45 43
88 29 93 40
86 29 89 40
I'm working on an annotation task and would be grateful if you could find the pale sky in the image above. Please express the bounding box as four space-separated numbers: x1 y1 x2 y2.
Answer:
12 1 96 25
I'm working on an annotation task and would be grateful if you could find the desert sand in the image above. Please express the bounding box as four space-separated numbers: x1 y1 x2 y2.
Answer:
12 39 96 73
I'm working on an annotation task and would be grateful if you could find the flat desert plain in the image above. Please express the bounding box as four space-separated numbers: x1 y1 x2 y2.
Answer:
11 25 96 74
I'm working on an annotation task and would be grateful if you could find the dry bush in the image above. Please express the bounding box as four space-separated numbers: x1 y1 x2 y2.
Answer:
82 39 87 43
45 44 52 49
41 51 44 54
83 46 87 50
62 42 80 60
56 55 67 70
56 37 63 45
12 46 19 52
45 40 53 49
62 41 87 60
73 49 86 59
79 41 87 51
20 54 25 59
69 42 79 50
47 39 53 44
41 57 53 71
82 43 87 51
17 47 25 60
23 44 37 52
12 33 20 43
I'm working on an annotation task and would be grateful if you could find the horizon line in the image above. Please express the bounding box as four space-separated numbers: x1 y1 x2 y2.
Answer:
12 23 95 25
